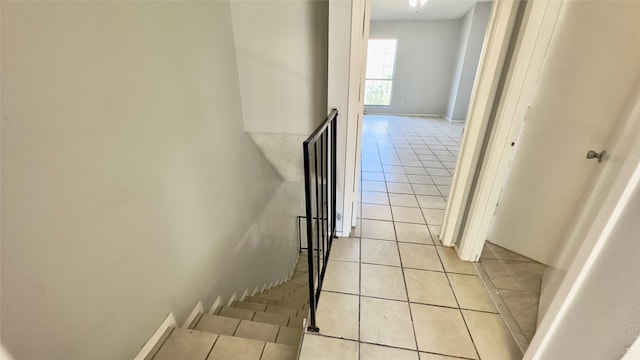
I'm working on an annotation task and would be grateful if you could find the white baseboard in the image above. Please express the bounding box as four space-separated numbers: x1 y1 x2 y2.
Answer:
182 301 203 329
133 313 176 360
209 296 222 314
226 292 237 307
240 288 249 301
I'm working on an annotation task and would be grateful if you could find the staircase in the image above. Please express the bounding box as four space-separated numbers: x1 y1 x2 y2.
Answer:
148 254 310 360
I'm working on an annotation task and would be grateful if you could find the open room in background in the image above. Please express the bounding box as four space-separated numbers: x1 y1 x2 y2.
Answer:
365 1 491 119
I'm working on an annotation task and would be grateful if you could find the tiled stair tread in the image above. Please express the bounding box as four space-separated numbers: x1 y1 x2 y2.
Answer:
152 328 217 360
261 343 298 360
241 297 309 310
213 307 305 328
207 335 264 360
226 302 302 317
207 335 297 360
193 315 301 346
194 314 240 336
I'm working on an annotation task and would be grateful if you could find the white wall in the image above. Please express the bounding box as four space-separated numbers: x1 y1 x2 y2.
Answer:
446 2 492 121
365 20 462 116
229 0 328 181
1 2 301 359
231 0 328 135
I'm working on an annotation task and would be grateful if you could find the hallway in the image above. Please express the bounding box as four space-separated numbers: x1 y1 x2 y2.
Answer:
299 115 521 360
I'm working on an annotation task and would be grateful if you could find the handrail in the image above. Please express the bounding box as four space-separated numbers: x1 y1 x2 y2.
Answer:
303 109 338 332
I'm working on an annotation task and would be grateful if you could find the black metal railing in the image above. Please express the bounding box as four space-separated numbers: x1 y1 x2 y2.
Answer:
303 109 338 332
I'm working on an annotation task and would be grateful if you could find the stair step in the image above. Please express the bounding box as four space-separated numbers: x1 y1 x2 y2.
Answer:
152 328 217 360
193 314 302 347
209 335 297 360
214 306 305 328
227 302 302 317
242 296 309 310
155 331 297 360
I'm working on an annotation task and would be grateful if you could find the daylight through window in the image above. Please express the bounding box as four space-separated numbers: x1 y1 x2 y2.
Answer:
364 39 397 106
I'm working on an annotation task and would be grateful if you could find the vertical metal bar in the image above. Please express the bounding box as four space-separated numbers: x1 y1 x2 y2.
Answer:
332 112 338 242
319 132 326 270
323 131 329 262
303 142 318 332
314 142 321 302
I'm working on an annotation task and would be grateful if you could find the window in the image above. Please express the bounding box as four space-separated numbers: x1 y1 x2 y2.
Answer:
364 39 397 106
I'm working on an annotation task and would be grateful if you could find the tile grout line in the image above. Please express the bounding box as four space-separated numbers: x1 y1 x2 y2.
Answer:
386 131 422 355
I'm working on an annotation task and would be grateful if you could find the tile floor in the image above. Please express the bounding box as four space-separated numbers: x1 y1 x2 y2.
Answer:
299 115 522 360
480 242 547 343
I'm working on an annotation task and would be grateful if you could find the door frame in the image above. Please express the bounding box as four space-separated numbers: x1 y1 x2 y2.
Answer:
441 0 565 262
328 0 370 237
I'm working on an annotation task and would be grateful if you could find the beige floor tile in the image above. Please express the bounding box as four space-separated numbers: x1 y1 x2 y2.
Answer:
265 304 298 317
362 191 390 205
217 307 255 321
480 259 544 292
422 209 444 226
252 311 290 327
431 176 452 186
386 172 411 183
235 301 268 312
448 273 497 312
194 315 240 336
329 237 360 262
361 263 408 301
362 204 393 221
428 225 442 243
361 238 401 266
275 326 302 346
207 335 264 360
407 174 434 185
404 166 428 175
436 247 476 275
462 310 522 360
362 171 385 181
362 180 387 192
437 185 450 196
410 304 478 359
419 353 468 360
261 343 297 360
396 222 433 244
481 242 515 260
234 320 279 343
392 206 426 224
416 195 446 209
154 328 217 360
499 289 539 332
384 165 406 174
411 184 441 196
404 269 457 307
389 193 419 207
315 291 359 340
388 182 415 194
361 219 396 241
398 243 443 272
360 297 416 350
299 334 359 360
360 343 419 360
322 260 359 294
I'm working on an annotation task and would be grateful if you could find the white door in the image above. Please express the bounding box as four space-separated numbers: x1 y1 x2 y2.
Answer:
486 0 640 264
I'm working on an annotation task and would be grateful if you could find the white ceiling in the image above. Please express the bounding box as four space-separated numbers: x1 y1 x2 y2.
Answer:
370 0 488 21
